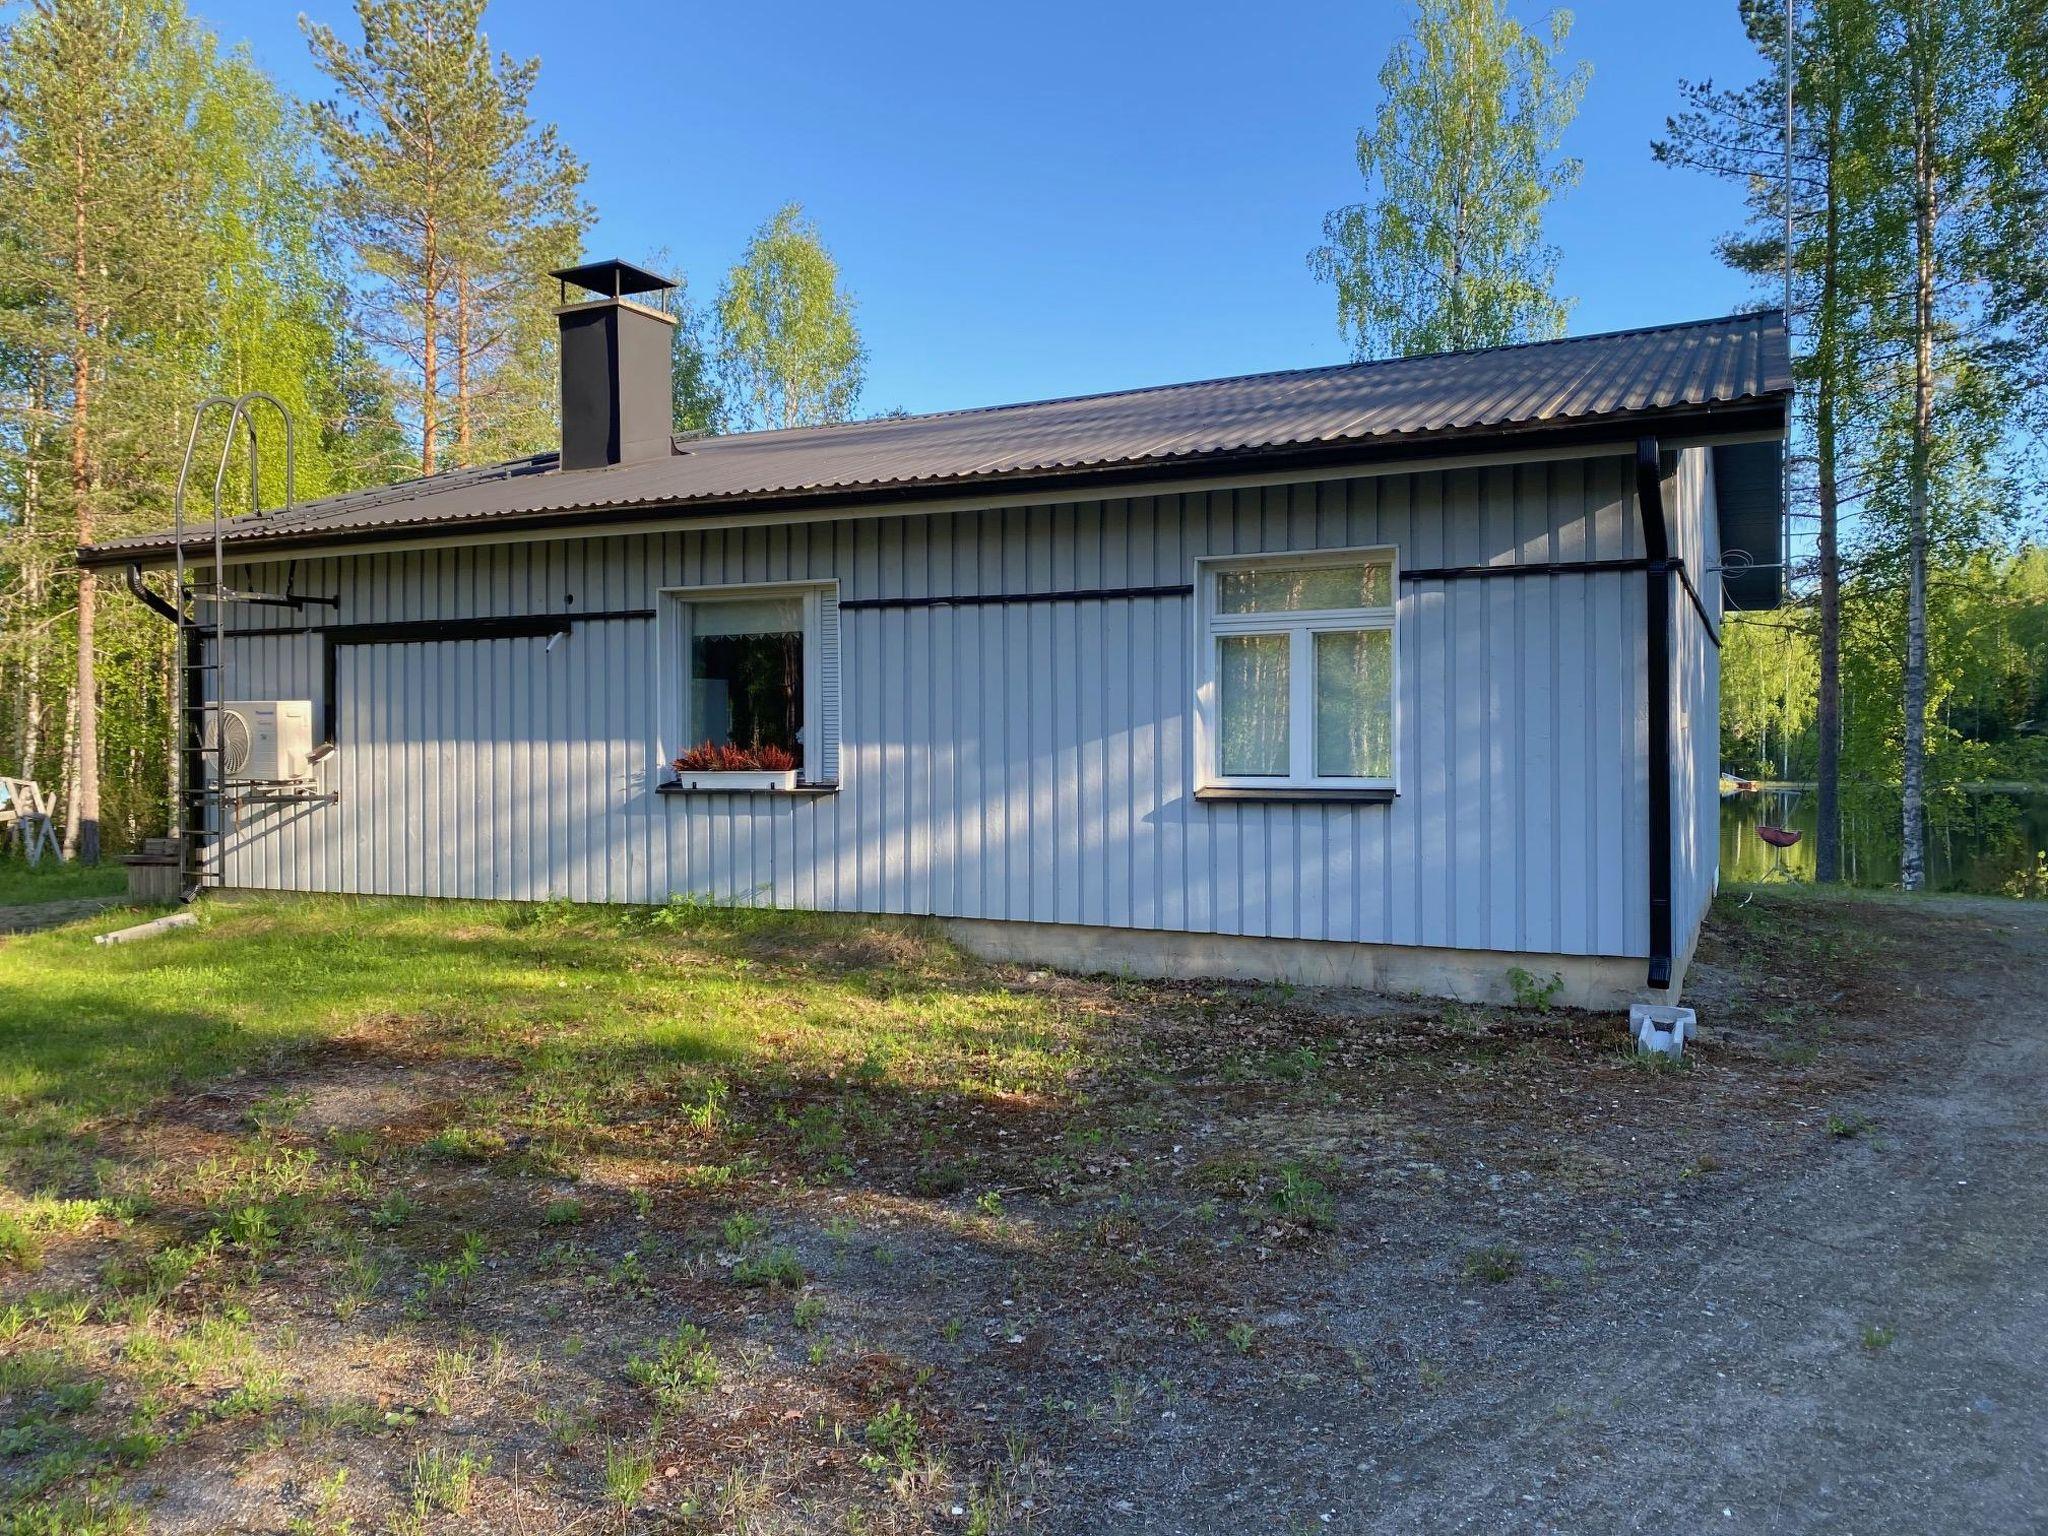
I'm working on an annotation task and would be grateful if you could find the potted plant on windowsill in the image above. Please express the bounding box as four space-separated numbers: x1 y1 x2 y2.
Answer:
668 741 800 792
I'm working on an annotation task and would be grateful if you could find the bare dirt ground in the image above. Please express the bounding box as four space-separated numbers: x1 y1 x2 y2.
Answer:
4 889 2044 1534
1080 892 2048 1535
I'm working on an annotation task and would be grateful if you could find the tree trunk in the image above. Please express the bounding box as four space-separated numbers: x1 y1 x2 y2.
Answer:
1900 34 1935 893
58 684 79 858
456 262 473 468
69 129 101 864
17 425 46 776
422 216 441 476
1816 404 1842 878
1815 99 1844 884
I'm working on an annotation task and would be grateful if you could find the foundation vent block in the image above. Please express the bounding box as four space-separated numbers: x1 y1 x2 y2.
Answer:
1630 1003 1695 1059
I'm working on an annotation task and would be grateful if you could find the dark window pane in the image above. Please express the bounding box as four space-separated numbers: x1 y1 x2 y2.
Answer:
690 629 803 768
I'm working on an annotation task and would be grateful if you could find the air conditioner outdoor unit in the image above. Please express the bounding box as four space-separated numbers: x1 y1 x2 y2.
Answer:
205 699 315 783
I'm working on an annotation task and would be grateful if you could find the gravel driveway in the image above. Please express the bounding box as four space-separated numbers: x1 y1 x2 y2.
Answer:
1081 894 2048 1535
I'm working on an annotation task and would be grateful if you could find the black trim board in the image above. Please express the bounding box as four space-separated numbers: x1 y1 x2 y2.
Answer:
842 584 1192 611
1403 558 1654 582
295 609 653 744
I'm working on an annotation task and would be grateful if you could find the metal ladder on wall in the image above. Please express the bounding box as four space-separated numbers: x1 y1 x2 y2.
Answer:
170 393 296 900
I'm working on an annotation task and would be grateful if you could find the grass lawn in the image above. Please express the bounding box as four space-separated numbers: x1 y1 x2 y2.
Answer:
0 889 1933 1533
0 858 126 908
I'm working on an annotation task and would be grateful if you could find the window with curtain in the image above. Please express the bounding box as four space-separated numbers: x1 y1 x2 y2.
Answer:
1200 549 1397 790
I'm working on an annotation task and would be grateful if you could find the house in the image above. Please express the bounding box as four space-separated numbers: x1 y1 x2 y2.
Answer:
81 261 1790 1006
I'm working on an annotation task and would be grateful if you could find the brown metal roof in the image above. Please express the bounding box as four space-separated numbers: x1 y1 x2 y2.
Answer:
83 309 1789 565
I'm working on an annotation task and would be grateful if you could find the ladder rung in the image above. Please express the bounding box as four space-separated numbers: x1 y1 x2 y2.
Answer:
181 587 292 605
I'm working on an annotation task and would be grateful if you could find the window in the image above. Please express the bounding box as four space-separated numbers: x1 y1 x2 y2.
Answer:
689 596 804 763
1196 549 1397 794
660 581 839 786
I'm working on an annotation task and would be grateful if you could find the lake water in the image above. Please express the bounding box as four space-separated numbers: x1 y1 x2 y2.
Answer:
1719 786 2048 893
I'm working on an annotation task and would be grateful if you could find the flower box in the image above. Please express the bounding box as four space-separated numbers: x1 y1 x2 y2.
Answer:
669 740 800 791
667 768 800 793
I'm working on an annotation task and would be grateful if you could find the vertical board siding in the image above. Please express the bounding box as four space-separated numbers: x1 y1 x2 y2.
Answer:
214 455 1653 959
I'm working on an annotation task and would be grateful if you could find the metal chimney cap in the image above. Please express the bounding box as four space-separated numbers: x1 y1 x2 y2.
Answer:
549 259 676 301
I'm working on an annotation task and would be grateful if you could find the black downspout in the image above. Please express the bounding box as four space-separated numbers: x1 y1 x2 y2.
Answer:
125 564 180 625
1636 438 1675 990
125 564 208 889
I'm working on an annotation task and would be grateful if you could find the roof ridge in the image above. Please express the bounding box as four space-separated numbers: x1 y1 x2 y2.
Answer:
694 308 1786 445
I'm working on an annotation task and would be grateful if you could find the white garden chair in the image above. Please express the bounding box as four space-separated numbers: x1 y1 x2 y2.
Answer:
0 777 63 867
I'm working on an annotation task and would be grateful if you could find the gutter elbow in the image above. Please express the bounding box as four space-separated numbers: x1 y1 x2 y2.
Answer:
125 564 181 626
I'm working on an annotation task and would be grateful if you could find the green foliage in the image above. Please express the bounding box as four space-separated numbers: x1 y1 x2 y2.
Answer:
640 260 727 436
717 203 867 430
1505 966 1564 1011
731 1244 805 1289
626 1322 718 1408
1310 0 1588 357
2004 851 2048 899
602 1441 654 1514
859 1400 919 1474
1722 549 2048 788
1664 0 2044 873
1269 1165 1336 1230
0 860 126 908
1461 1243 1522 1283
0 0 402 853
302 0 590 474
406 1445 486 1517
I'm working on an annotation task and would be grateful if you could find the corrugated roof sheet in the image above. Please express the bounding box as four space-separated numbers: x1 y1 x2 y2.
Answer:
85 309 1789 562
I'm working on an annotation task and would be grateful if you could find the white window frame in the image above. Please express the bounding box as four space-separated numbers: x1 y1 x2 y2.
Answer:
657 579 838 786
1192 546 1400 794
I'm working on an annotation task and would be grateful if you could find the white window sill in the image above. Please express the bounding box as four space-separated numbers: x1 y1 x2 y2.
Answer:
657 776 837 797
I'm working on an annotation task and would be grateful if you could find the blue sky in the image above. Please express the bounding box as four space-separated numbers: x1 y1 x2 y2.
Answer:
193 0 1769 416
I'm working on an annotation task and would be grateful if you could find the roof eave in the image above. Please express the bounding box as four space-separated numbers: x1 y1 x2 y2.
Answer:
78 393 1790 570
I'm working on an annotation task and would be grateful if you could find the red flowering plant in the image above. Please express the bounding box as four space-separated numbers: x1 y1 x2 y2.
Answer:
671 741 797 773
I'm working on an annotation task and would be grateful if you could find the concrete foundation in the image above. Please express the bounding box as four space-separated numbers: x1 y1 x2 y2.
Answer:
942 917 1685 1009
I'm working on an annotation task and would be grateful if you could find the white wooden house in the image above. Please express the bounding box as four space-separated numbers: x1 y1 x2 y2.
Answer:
84 262 1789 1004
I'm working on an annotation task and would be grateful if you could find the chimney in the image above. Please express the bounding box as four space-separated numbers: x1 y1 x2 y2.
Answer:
550 259 678 471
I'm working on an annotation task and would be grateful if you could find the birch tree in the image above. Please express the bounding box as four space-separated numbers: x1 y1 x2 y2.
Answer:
1867 0 2018 889
716 205 866 433
1309 0 1589 358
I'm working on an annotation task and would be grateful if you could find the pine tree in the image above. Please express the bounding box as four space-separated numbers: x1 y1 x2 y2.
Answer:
716 205 866 433
303 0 588 476
1309 0 1589 358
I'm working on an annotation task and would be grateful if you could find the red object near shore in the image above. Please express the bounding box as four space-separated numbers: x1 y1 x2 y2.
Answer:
1756 824 1803 849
